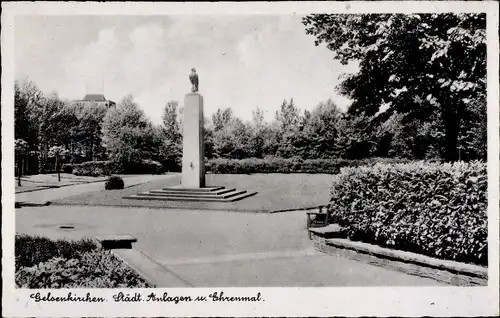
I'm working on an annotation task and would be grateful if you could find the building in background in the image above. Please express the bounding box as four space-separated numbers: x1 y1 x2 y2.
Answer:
75 94 116 108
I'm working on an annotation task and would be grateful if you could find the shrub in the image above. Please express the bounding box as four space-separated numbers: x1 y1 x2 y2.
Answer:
16 251 150 288
206 157 410 174
328 161 487 265
136 159 163 174
15 234 150 288
72 161 112 176
105 176 124 190
15 234 98 271
62 163 73 174
73 159 163 176
160 158 182 172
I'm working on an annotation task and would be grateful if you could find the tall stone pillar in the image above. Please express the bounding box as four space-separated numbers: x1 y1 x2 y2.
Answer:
181 93 205 188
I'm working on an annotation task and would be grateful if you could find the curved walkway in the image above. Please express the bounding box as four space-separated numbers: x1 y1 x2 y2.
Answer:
15 203 446 287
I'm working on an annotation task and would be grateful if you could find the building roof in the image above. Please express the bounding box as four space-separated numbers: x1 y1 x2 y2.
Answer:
83 94 106 101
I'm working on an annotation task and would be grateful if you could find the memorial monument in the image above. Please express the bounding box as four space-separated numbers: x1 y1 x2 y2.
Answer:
182 69 205 188
123 69 256 203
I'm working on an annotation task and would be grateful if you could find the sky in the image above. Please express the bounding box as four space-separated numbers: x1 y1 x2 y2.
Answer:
15 15 356 124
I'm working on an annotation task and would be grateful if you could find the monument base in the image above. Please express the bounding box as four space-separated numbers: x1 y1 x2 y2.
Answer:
123 185 257 202
181 93 205 188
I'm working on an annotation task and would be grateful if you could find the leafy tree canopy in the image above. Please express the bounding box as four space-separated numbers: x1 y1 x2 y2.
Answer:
303 13 486 161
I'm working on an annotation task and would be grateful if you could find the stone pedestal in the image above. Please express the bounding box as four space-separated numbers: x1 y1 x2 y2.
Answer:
181 93 205 188
123 91 257 203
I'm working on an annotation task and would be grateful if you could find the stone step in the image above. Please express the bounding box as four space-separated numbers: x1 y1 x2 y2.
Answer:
161 186 225 192
152 187 236 196
308 224 346 239
142 189 246 199
96 234 138 249
123 191 257 202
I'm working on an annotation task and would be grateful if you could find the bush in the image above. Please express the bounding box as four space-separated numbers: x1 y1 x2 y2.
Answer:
16 250 150 288
328 161 487 265
105 176 124 190
206 157 410 174
72 161 112 176
160 158 182 172
135 159 163 174
15 235 150 288
62 164 73 174
73 159 163 176
15 234 98 271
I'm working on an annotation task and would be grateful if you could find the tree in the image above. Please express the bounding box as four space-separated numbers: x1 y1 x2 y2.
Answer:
273 99 301 157
212 108 234 132
303 99 343 158
162 100 181 143
48 145 69 181
15 139 29 186
275 98 300 132
159 100 183 170
303 13 486 161
249 107 267 158
336 114 378 159
15 83 31 141
102 95 158 169
36 94 75 172
15 80 44 174
212 117 253 159
457 94 487 160
71 102 108 162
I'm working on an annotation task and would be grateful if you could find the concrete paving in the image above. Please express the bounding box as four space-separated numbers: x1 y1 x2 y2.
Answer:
15 204 446 287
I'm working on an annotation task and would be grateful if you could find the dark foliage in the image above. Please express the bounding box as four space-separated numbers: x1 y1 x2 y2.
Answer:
328 161 487 265
105 175 125 190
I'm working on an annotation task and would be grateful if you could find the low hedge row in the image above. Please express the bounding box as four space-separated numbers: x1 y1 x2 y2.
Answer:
70 157 431 175
206 157 411 174
72 159 163 176
62 163 73 174
15 234 98 271
71 161 111 176
15 235 150 288
328 161 487 265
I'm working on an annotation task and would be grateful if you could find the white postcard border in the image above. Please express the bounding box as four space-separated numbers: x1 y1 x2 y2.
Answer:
2 1 499 317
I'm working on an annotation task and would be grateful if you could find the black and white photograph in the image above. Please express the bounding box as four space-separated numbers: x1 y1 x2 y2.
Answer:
2 1 499 317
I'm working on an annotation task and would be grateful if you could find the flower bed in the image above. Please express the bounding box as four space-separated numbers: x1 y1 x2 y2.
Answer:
328 161 487 266
15 234 150 288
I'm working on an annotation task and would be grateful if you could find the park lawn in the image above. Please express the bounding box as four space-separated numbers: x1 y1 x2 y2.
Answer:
16 174 108 192
52 173 334 213
15 183 53 193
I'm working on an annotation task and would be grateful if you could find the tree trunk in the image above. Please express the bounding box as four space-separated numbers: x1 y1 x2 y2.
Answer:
56 157 60 181
443 124 459 161
441 100 461 162
17 159 22 186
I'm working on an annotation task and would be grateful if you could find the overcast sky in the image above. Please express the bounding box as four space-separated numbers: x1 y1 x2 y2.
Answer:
15 15 356 124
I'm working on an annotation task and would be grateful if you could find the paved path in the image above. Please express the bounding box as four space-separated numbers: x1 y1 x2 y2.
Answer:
15 174 176 204
15 205 446 287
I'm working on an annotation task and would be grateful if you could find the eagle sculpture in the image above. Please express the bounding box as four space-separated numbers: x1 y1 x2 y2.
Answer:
189 68 199 93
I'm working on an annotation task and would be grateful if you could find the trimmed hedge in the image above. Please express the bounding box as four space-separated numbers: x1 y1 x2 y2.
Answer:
73 159 163 176
206 157 411 174
328 161 487 265
72 161 112 176
15 234 98 271
16 251 150 288
62 163 73 174
15 235 150 288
